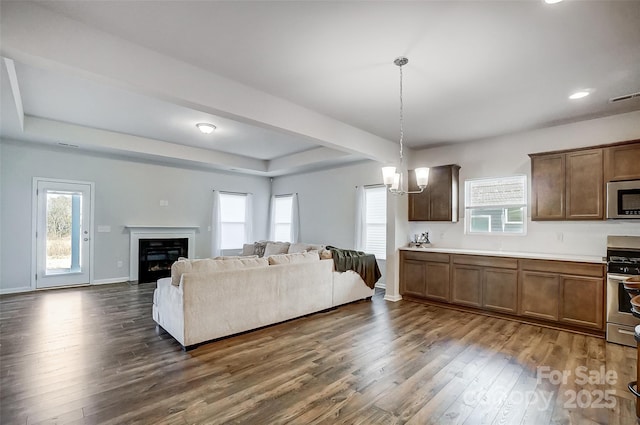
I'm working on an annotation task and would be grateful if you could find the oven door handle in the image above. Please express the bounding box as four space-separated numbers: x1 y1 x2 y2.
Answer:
608 275 629 282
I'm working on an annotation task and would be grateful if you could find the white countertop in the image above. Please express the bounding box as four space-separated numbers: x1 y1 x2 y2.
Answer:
399 246 605 264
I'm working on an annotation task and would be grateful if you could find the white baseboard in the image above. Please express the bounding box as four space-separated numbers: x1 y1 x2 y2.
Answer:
92 277 129 285
0 286 33 295
383 294 403 302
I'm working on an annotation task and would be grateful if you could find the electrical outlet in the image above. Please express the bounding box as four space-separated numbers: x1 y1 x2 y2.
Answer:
117 261 123 268
159 200 169 206
556 232 564 242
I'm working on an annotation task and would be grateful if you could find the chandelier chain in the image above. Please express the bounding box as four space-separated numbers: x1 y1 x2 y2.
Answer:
399 62 404 165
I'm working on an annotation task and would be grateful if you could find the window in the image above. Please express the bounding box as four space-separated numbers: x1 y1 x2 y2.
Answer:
365 186 387 259
219 193 247 249
274 195 293 242
465 175 527 235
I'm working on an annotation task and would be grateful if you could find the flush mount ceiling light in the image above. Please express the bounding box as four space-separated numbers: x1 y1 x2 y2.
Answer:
196 123 216 134
544 0 563 4
569 90 592 100
381 57 429 195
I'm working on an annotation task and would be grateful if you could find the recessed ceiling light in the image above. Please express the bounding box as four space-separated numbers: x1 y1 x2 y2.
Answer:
544 0 563 4
569 90 592 100
196 123 216 134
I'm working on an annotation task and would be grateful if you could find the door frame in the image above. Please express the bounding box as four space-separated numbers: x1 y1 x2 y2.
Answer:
31 177 95 290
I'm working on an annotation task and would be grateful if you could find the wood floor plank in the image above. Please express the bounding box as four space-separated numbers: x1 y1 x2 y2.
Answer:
0 283 637 425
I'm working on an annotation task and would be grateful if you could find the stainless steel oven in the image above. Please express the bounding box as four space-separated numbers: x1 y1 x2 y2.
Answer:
606 236 640 346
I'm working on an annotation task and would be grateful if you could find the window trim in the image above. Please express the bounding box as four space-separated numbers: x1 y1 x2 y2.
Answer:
464 175 527 236
364 185 387 260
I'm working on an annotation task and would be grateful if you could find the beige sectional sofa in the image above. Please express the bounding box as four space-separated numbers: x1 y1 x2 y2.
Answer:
152 251 374 349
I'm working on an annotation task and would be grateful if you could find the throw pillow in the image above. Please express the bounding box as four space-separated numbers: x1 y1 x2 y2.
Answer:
263 242 290 257
268 251 320 265
308 244 326 252
287 242 310 254
253 241 269 257
242 243 255 256
213 255 259 260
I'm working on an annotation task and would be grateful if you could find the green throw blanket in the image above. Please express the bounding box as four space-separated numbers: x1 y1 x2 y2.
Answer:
326 246 381 289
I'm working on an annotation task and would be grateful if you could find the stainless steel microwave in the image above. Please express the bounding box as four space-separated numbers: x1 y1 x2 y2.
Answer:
607 180 640 218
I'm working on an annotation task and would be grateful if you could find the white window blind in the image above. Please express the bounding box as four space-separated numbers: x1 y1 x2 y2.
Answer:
274 196 293 242
365 186 387 259
465 175 527 235
219 193 247 249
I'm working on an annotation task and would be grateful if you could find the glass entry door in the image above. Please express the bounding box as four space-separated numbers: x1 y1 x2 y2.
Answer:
35 179 92 288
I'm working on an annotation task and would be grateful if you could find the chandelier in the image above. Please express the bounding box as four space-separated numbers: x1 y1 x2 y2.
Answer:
381 57 429 195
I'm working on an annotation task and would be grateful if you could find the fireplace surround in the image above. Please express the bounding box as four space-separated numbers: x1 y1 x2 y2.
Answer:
126 226 198 282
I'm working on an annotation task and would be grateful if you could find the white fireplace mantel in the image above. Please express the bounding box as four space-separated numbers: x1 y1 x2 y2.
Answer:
126 226 199 281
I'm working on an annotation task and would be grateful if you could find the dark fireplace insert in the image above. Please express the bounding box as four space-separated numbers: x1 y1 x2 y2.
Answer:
138 238 187 283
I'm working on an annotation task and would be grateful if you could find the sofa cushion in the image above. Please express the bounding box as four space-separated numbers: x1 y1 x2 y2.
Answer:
213 255 258 260
288 243 310 254
288 243 326 254
264 242 290 257
242 243 255 256
171 257 268 286
171 259 192 286
268 251 320 265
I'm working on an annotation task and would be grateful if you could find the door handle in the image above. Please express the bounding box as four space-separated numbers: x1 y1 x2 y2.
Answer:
84 238 89 241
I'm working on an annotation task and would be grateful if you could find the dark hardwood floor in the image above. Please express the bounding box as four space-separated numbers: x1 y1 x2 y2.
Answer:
0 282 637 424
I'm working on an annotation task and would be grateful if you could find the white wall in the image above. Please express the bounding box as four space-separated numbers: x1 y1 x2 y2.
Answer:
271 160 388 286
409 111 640 257
0 140 271 293
271 161 384 248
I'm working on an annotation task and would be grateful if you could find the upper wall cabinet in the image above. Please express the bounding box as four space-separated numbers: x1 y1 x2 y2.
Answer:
604 141 640 182
530 149 604 220
530 139 640 221
408 164 461 222
530 153 565 220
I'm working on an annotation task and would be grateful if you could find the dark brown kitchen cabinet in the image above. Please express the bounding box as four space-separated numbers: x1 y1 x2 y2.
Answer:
400 250 605 336
408 164 460 222
519 259 604 330
425 262 451 302
482 268 518 314
402 259 426 297
530 154 565 220
452 265 482 307
559 276 604 330
520 271 560 321
452 255 518 313
566 149 604 219
530 148 604 220
604 140 640 182
399 251 450 302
